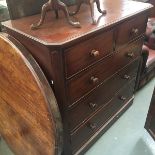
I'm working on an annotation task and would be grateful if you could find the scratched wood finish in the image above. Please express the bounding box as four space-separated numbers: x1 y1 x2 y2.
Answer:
0 34 63 155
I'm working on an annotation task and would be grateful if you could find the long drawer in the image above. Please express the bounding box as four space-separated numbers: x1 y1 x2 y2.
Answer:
70 79 136 154
64 29 114 78
67 38 143 105
67 59 140 132
116 13 147 49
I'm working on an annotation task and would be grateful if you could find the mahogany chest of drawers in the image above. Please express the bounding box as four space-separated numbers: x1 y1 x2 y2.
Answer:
2 0 152 154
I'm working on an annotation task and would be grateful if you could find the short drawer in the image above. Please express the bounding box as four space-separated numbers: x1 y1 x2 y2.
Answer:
64 29 114 78
116 13 147 49
70 79 135 153
67 59 139 132
67 38 143 105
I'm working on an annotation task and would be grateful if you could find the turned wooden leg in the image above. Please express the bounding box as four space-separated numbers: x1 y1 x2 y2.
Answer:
31 2 51 30
89 0 96 24
68 0 107 25
95 0 106 14
58 0 81 28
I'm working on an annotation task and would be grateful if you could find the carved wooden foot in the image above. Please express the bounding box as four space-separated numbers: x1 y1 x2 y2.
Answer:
31 2 51 30
89 0 96 24
57 0 81 28
95 0 106 14
31 0 81 30
70 0 107 24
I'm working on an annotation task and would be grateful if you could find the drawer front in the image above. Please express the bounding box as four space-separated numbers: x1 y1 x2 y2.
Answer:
68 59 139 132
70 79 135 153
67 38 143 105
116 13 147 49
64 29 114 78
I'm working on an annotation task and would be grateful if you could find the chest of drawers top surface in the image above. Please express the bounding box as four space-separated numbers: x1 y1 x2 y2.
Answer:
2 0 152 46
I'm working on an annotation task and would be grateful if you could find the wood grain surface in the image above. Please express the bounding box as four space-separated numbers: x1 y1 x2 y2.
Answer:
0 33 63 155
2 0 152 45
1 1 152 154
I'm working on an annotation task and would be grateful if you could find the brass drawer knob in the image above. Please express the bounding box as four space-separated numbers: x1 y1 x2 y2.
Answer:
123 74 130 80
90 76 99 84
89 123 97 130
131 28 139 35
90 50 100 57
89 102 97 109
127 52 134 58
119 96 126 101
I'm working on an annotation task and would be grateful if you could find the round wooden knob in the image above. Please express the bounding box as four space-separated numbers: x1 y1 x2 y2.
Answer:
127 52 134 58
123 74 130 80
90 50 100 57
132 28 139 35
89 102 97 109
90 76 99 84
120 96 126 101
